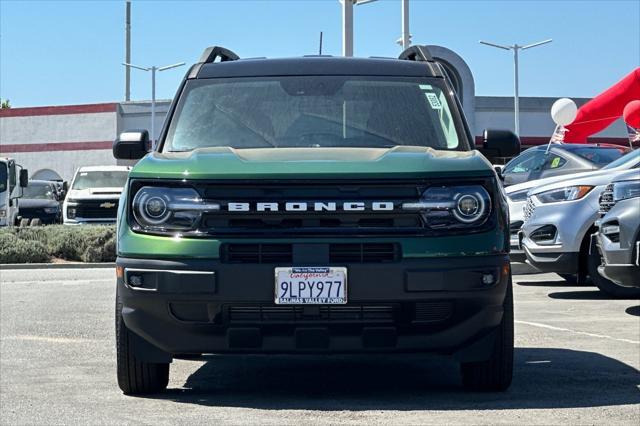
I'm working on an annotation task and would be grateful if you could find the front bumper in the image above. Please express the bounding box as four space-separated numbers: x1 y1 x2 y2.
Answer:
117 254 510 362
595 234 640 288
521 192 599 275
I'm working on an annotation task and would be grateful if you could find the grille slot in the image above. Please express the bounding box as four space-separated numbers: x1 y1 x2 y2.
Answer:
221 243 400 263
599 183 615 215
227 304 397 324
221 244 293 264
329 243 400 263
414 301 453 323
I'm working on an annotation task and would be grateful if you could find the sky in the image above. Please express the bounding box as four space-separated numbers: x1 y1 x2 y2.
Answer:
1 0 639 107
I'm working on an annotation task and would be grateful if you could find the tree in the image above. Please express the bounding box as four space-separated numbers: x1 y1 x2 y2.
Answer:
0 99 10 109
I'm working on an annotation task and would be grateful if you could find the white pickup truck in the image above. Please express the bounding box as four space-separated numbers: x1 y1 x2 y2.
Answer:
0 157 29 226
63 165 131 225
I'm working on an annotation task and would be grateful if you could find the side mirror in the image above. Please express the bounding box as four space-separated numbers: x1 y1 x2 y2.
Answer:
62 181 68 193
19 169 29 187
113 130 150 160
494 165 504 181
482 129 520 158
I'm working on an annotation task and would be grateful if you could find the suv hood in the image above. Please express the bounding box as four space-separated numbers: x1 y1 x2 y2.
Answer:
506 168 615 195
130 146 494 180
66 187 123 200
530 168 633 195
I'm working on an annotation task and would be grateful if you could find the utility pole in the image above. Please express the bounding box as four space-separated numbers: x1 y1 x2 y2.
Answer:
122 62 185 146
340 0 378 57
479 39 552 136
400 0 410 50
124 0 131 102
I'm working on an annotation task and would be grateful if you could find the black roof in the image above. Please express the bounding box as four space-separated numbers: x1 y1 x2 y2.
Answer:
196 56 443 79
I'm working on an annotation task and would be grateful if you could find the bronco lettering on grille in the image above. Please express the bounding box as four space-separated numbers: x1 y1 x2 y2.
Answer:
225 201 395 212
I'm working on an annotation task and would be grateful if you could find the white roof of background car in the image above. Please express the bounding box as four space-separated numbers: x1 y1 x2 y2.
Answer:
76 165 131 173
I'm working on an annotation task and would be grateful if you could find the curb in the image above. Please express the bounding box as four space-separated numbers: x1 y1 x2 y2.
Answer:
0 262 115 270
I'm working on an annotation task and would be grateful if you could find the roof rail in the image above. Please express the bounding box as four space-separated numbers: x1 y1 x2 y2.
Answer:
398 45 434 62
199 46 239 63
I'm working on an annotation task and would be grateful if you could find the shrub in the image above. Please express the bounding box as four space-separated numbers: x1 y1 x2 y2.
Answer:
0 232 50 264
0 225 116 263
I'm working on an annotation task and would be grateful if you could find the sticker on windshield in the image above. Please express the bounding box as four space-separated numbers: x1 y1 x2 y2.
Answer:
425 92 442 109
550 157 562 168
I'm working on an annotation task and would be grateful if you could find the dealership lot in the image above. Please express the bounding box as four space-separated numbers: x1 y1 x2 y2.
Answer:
1 268 638 425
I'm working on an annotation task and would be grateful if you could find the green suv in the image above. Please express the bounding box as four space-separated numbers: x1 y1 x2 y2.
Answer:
113 46 520 394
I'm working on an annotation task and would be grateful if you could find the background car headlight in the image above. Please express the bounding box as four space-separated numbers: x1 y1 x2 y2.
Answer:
507 189 529 202
402 185 491 228
132 186 220 232
534 185 593 204
613 180 640 202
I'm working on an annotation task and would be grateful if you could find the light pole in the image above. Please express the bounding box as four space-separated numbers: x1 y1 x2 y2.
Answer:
340 0 378 57
479 39 552 136
122 62 185 146
398 0 411 50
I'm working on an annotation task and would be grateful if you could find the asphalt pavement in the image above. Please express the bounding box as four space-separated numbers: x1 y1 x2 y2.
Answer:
1 267 639 425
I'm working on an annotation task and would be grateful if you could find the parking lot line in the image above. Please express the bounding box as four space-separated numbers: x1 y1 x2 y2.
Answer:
516 320 640 345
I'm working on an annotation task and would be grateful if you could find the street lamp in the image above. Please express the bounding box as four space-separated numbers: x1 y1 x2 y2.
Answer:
122 61 186 146
480 39 552 136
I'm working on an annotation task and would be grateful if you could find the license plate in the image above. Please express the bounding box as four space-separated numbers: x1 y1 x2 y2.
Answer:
275 267 347 304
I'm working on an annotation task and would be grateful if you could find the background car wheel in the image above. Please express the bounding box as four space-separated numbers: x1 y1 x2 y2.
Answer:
30 218 42 226
116 295 169 395
587 250 640 298
460 275 514 392
19 218 30 227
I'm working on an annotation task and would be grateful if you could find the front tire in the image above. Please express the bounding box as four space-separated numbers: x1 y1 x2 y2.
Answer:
460 276 514 392
116 298 169 395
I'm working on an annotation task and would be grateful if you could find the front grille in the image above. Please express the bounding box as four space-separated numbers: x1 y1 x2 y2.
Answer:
599 183 615 215
523 197 536 220
221 243 400 264
226 304 397 324
74 199 119 219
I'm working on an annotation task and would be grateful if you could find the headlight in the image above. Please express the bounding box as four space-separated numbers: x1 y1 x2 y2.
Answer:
132 186 220 232
534 185 593 204
0 209 6 218
613 180 640 202
402 185 491 228
507 189 528 202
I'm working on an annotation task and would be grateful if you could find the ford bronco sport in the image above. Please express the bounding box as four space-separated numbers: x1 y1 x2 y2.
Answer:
113 45 520 394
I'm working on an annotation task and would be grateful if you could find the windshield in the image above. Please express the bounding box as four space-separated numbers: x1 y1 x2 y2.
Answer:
23 183 56 200
71 171 129 190
0 163 6 194
163 77 463 152
602 149 640 170
571 146 628 166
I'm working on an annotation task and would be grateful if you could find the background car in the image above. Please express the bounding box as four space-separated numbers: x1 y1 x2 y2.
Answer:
17 180 62 225
520 154 639 284
594 169 640 297
501 143 630 187
506 149 640 264
63 166 130 225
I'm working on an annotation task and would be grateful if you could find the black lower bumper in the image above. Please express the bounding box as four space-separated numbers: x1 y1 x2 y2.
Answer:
523 247 579 274
598 264 640 288
116 255 510 362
